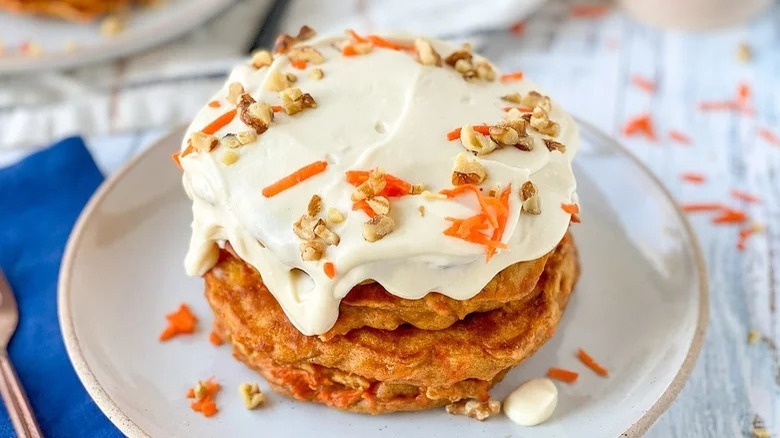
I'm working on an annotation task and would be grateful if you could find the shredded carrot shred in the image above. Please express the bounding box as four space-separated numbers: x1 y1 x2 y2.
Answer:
346 29 368 44
291 59 307 70
159 304 198 341
440 184 511 261
171 152 182 171
207 100 221 108
446 127 462 141
561 203 580 215
473 125 491 135
757 127 780 146
680 172 706 184
500 71 524 82
201 109 237 135
179 142 196 158
262 161 329 198
503 106 534 113
367 34 413 51
631 75 656 93
681 203 725 212
344 170 413 197
342 45 358 57
571 213 581 223
577 348 609 377
209 331 223 346
737 82 751 103
323 262 336 279
188 378 221 418
731 189 761 204
510 21 525 35
737 224 763 251
622 113 656 140
570 4 609 18
271 105 283 113
547 367 579 383
712 208 748 224
352 200 377 218
668 130 692 145
698 100 739 111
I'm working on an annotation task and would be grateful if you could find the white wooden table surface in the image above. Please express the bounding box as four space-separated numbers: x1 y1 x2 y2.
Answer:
5 0 778 436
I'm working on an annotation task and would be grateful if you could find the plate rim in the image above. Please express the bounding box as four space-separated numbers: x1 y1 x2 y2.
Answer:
57 121 709 438
0 0 236 74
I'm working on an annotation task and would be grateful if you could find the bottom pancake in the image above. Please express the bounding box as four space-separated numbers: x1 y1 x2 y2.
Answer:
206 232 579 414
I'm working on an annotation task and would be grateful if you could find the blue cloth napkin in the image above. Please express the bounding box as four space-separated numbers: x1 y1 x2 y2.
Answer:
0 138 120 437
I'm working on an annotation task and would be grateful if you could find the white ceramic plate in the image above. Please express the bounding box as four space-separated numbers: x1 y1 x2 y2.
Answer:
0 0 234 74
59 122 708 438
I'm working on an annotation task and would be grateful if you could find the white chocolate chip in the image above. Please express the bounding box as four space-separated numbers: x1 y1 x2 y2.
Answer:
503 378 557 426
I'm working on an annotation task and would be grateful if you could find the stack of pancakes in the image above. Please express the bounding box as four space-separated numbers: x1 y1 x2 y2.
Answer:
206 232 579 414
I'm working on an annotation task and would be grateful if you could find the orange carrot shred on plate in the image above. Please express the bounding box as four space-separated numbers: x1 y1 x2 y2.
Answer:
680 202 724 213
569 4 609 18
630 75 656 93
201 108 237 135
159 304 198 342
291 59 307 70
561 203 580 215
547 367 579 383
207 100 221 108
757 127 780 146
188 378 221 418
680 172 706 184
731 189 761 204
500 71 524 83
446 127 462 141
209 331 223 346
737 224 763 251
510 21 525 35
668 130 692 145
272 105 283 113
262 160 329 198
186 388 195 399
577 348 609 377
737 81 751 103
323 262 336 279
622 113 656 140
712 208 748 224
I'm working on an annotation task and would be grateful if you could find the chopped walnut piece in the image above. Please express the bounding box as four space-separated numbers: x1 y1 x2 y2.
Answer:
220 134 242 149
286 72 298 83
250 50 273 69
500 116 534 151
529 107 561 136
522 91 552 112
314 222 340 246
452 152 487 186
414 38 442 66
300 239 325 261
236 131 258 145
265 70 291 92
190 132 218 152
352 170 386 201
308 194 322 216
274 25 317 54
309 68 324 80
293 214 320 240
453 58 472 74
238 383 265 409
227 82 245 105
474 61 496 81
544 139 566 153
362 214 395 242
418 205 426 217
327 207 345 224
411 184 425 195
489 125 520 146
520 181 541 215
444 45 473 68
280 87 317 115
366 196 391 215
460 125 498 155
221 150 239 165
288 45 325 65
238 94 274 134
501 92 523 104
445 399 501 421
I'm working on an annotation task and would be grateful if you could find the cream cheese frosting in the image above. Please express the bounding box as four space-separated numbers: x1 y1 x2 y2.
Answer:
179 32 579 336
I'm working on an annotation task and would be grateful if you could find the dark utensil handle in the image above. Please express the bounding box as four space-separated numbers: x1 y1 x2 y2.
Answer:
0 353 42 438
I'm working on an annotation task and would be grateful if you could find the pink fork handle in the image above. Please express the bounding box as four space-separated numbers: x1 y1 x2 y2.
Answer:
0 353 42 438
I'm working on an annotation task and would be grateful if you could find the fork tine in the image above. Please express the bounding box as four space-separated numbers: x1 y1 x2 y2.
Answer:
0 268 16 310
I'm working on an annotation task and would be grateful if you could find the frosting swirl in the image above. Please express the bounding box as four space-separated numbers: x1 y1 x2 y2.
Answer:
180 33 579 336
